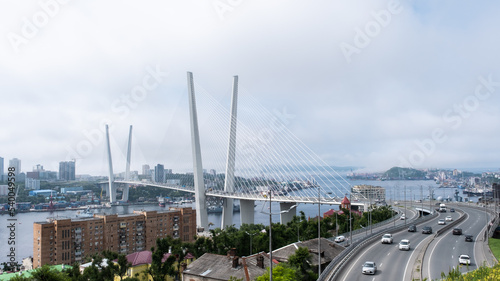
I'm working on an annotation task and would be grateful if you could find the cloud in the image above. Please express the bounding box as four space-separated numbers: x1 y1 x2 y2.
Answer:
1 0 500 175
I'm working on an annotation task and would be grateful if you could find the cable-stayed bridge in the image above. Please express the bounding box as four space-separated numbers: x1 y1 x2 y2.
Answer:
103 72 368 231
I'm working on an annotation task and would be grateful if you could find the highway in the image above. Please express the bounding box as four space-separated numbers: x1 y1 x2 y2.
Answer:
336 207 462 281
424 205 491 280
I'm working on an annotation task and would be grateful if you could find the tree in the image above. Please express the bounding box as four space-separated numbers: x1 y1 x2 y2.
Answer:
256 264 298 281
63 262 83 281
146 237 177 281
116 254 132 280
30 264 70 281
287 247 316 281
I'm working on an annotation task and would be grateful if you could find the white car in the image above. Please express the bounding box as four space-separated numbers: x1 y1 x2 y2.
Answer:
399 239 410 251
445 216 453 222
459 254 470 265
335 235 346 243
362 261 377 275
381 233 393 244
438 219 446 225
400 215 406 220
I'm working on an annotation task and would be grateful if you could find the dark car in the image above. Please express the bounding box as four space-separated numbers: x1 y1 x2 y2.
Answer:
453 228 462 235
450 208 455 212
408 225 417 232
465 235 473 242
422 226 433 234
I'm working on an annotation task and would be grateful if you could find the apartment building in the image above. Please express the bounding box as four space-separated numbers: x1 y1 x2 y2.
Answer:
33 207 196 268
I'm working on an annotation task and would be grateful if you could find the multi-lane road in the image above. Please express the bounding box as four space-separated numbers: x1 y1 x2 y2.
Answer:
335 204 493 281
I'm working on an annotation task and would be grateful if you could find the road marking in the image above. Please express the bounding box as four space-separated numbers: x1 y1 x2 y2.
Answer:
403 234 433 281
380 263 383 267
387 252 390 256
426 208 470 279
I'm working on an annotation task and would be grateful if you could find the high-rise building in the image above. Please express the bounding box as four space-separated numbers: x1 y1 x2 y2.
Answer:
33 207 196 268
25 178 41 190
142 164 150 176
59 161 76 181
154 164 164 183
0 157 4 181
9 158 21 174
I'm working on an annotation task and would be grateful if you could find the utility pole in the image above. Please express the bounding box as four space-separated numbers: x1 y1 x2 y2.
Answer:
404 186 407 226
318 187 321 277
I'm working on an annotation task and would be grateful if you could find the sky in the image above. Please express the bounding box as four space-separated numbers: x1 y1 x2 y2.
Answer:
1 0 500 177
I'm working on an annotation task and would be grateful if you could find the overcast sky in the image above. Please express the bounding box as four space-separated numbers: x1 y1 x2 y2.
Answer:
1 0 500 176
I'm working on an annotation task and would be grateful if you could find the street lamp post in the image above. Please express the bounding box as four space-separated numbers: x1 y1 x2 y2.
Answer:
269 190 273 281
349 192 352 246
261 190 296 281
318 187 321 277
245 231 256 255
404 186 407 226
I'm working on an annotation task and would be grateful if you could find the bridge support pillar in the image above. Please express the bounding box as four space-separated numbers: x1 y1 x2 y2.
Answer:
280 202 296 224
222 76 239 229
187 72 208 231
240 199 255 225
222 197 234 228
105 124 116 204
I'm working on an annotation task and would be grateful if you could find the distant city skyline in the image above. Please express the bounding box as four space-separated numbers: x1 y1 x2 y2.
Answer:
2 1 500 176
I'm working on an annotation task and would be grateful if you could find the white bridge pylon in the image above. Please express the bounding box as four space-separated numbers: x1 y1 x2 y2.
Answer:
106 72 366 230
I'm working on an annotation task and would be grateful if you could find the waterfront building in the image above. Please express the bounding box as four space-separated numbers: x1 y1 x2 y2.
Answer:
9 158 21 174
33 207 196 268
59 161 76 181
351 184 386 202
29 189 57 197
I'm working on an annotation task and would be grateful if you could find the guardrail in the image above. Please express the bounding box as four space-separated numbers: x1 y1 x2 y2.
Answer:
319 210 438 281
330 209 402 244
411 208 468 281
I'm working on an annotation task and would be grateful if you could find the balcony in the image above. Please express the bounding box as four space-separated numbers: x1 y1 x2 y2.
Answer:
173 224 179 230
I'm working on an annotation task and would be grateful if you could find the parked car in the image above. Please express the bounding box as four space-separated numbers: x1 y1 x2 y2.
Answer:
381 233 393 244
399 239 410 251
335 235 346 243
465 235 473 242
459 254 470 265
422 226 433 234
438 219 446 225
362 261 377 275
453 228 462 235
450 208 455 212
408 225 417 232
445 216 453 221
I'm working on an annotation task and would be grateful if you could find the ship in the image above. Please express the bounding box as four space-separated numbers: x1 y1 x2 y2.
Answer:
75 206 94 218
158 197 166 207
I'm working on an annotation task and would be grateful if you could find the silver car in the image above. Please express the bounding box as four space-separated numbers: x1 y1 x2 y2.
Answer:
362 261 377 275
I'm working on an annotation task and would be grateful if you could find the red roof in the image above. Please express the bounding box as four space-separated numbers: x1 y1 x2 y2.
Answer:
126 251 152 266
341 196 350 204
324 209 335 217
